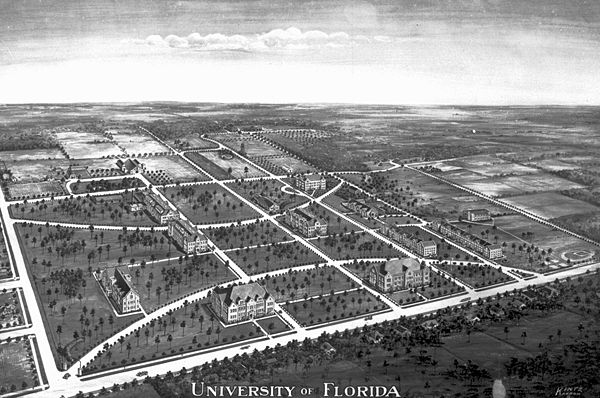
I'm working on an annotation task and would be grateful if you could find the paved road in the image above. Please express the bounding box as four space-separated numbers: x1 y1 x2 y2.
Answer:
4 131 600 398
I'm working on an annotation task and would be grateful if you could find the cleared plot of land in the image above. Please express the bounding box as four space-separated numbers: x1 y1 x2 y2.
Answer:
227 241 326 275
161 184 260 224
260 266 358 302
5 159 71 182
82 298 263 374
7 181 66 200
142 155 209 185
70 177 145 194
231 139 284 157
0 338 40 394
109 130 170 155
55 131 124 159
283 288 387 326
312 232 400 260
194 151 267 179
462 174 586 197
0 148 65 161
208 221 292 250
131 253 236 312
503 192 599 219
10 193 158 226
447 155 539 177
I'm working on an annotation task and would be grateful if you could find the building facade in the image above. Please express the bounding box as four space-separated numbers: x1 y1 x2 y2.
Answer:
381 225 438 258
143 192 179 224
368 258 431 292
116 158 145 174
431 219 503 260
211 283 275 324
99 267 141 314
295 174 326 191
462 209 492 222
342 199 380 218
285 208 328 237
168 218 208 255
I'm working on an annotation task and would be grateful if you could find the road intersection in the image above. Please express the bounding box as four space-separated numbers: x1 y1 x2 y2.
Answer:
0 131 598 398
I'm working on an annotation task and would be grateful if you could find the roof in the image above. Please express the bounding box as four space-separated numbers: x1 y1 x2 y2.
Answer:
301 174 324 182
418 240 437 249
171 218 206 241
255 195 279 209
117 158 141 172
214 283 270 306
467 208 490 215
113 267 137 298
293 208 326 225
378 258 422 275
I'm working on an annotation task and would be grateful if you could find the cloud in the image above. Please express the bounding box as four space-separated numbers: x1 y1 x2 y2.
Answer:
137 27 377 52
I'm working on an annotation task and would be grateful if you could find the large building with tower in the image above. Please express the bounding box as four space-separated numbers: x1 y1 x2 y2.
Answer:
368 258 431 292
211 283 275 324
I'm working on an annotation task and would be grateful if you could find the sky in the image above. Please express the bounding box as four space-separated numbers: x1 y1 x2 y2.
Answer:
0 0 599 105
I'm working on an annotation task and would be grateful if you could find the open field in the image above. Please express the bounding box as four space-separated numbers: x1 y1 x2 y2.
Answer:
227 241 326 275
525 158 581 171
221 137 284 157
131 253 237 312
4 159 71 183
189 151 267 179
208 220 292 250
107 129 170 155
0 148 65 162
142 155 209 185
55 130 124 159
492 215 597 271
259 265 358 302
502 192 599 219
10 192 159 226
459 173 586 197
283 288 387 326
7 180 66 200
82 298 264 374
0 337 40 394
553 211 600 243
160 184 260 224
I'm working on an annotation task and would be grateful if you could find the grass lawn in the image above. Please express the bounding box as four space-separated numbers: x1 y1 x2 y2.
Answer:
226 179 310 212
256 315 291 335
388 289 425 306
190 151 267 179
434 262 514 289
258 266 358 302
0 338 39 394
10 193 159 227
15 223 178 275
283 288 387 327
207 220 292 250
131 253 237 312
83 298 264 374
312 232 400 260
226 241 326 275
160 184 260 225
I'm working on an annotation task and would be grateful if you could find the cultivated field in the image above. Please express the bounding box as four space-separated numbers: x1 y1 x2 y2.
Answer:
502 192 599 219
257 155 317 175
0 148 65 161
7 181 66 200
142 155 209 184
108 129 170 155
55 131 124 159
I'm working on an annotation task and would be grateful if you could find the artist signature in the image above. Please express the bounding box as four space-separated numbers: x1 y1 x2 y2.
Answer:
554 386 583 397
